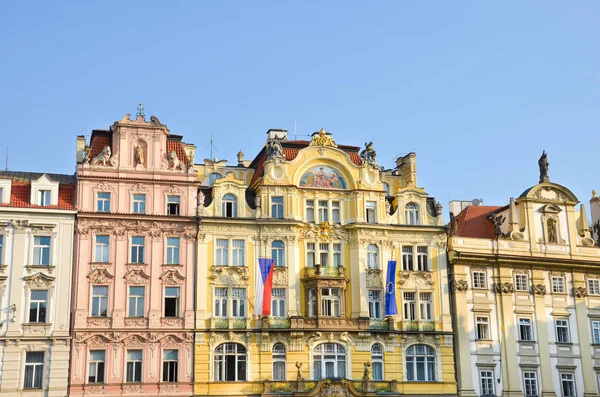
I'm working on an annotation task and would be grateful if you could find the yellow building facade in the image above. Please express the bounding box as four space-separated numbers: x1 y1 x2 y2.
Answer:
448 155 600 397
193 129 457 396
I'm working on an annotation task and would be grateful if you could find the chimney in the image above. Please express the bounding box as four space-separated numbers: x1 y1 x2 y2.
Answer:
591 190 600 244
76 135 87 163
266 129 288 141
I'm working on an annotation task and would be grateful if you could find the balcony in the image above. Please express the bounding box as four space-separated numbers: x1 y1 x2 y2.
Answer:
401 320 436 332
263 379 399 396
263 317 291 329
211 317 249 329
368 318 389 330
290 316 371 330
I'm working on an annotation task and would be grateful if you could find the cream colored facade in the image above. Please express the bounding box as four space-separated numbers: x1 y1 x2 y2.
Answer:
0 172 76 397
449 173 600 396
194 129 457 396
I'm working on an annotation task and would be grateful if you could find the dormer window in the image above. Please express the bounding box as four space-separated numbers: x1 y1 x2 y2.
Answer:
167 196 180 216
366 201 377 223
405 203 420 225
222 194 237 218
39 190 51 206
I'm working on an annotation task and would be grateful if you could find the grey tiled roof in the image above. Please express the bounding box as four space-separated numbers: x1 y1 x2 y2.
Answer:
0 170 75 185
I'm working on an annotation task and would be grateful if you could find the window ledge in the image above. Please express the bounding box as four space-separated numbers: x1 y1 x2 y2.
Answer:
518 340 536 345
162 263 182 266
89 262 112 266
26 265 55 270
555 342 573 346
23 322 52 326
126 262 148 266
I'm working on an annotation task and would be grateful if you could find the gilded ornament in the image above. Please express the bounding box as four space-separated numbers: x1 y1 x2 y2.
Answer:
309 128 337 147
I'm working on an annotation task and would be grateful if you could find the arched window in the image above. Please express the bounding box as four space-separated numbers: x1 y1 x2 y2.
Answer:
272 343 286 381
208 173 222 186
406 345 436 382
371 344 384 380
222 194 238 218
214 343 246 381
405 203 420 225
272 241 285 267
313 343 346 379
367 244 379 269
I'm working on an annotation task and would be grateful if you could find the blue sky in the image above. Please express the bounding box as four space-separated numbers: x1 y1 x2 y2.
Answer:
1 1 599 213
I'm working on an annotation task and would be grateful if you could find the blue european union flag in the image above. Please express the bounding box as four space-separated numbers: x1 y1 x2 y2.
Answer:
385 260 398 315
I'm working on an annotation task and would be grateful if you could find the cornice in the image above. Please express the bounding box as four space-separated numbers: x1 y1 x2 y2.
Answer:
450 250 600 272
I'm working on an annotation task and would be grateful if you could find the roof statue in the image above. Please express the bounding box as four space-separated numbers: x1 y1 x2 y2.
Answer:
136 101 145 119
360 141 377 167
265 136 284 160
538 150 549 183
309 128 337 147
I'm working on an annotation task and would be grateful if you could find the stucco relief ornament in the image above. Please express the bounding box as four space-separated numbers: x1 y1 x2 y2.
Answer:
295 361 304 380
574 286 587 299
309 128 337 147
87 268 114 284
359 141 378 167
124 269 150 284
453 278 469 292
160 269 185 285
24 273 55 288
494 282 514 294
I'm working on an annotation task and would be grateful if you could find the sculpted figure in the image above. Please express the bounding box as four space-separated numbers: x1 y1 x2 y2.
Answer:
360 141 377 166
538 150 549 183
168 150 185 171
266 137 284 160
133 145 144 166
91 146 112 166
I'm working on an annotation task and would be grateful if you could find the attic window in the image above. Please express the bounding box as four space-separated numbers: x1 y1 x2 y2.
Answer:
39 190 51 206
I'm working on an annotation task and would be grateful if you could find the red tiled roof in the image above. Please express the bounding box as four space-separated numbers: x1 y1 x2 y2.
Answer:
167 140 189 167
0 182 75 210
453 205 502 239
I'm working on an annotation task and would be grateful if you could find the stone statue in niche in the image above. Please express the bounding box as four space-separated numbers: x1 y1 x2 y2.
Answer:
91 146 112 166
133 144 144 166
360 141 377 166
547 218 558 243
538 150 549 183
266 137 284 160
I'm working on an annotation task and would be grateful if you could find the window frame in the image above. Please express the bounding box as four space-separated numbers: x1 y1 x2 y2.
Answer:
523 371 538 397
313 343 346 380
368 290 382 319
167 195 180 216
222 193 238 218
405 344 436 382
94 235 110 263
367 244 379 269
23 351 44 389
479 369 495 396
371 344 384 381
403 292 416 321
402 246 414 271
88 350 106 384
560 373 576 397
588 278 600 296
271 288 286 318
320 288 341 317
271 240 285 267
405 202 420 225
472 271 487 289
162 349 179 383
128 286 145 318
166 237 180 265
416 246 428 271
518 318 533 342
38 189 51 206
419 292 432 321
552 276 566 294
271 196 284 219
306 199 315 223
28 289 48 323
132 193 146 214
365 201 377 224
272 343 286 381
91 285 109 317
556 318 570 343
130 236 145 264
476 316 490 340
96 191 111 212
32 235 51 266
213 343 247 381
125 349 143 383
592 320 600 344
164 287 181 318
515 274 529 292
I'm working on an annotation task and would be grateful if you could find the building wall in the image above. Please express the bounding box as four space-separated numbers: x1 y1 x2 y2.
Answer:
69 115 198 397
0 208 75 397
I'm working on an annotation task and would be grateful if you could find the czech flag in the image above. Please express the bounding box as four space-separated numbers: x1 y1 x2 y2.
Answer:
254 258 275 316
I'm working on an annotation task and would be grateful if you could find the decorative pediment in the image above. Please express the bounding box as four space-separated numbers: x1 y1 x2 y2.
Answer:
165 184 183 195
540 203 562 214
24 272 55 288
300 222 347 242
84 335 112 347
159 335 185 347
124 269 150 284
521 183 578 203
160 269 185 285
129 183 148 192
122 335 148 346
87 268 114 284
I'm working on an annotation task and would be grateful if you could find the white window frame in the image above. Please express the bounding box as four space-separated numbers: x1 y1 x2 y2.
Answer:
166 237 180 265
222 194 238 218
519 318 533 341
402 246 414 271
91 285 109 317
523 371 538 397
318 200 329 223
271 196 284 219
94 235 110 263
125 350 143 383
306 199 315 223
405 202 420 225
403 292 416 321
272 343 286 381
332 201 341 224
419 292 432 321
96 191 110 212
366 201 377 224
32 236 51 266
515 274 529 291
214 343 247 381
88 350 106 384
552 276 565 294
592 320 600 344
38 189 51 206
588 278 600 296
215 238 245 266
556 318 570 343
231 288 246 318
271 288 286 318
560 373 576 397
132 194 146 214
308 288 317 317
313 343 346 380
272 240 285 267
164 287 180 318
214 288 228 317
406 344 436 382
417 246 428 271
476 316 490 340
24 351 45 389
128 286 145 318
367 244 379 269
130 236 145 264
321 288 340 317
371 344 384 381
368 290 382 319
472 271 487 289
480 370 495 396
162 349 179 383
28 289 48 323
167 195 180 216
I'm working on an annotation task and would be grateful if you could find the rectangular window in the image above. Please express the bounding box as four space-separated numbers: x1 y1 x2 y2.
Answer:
95 235 109 263
368 290 381 319
333 243 342 268
91 286 108 317
33 236 51 265
515 274 529 291
216 239 229 266
588 279 600 296
402 246 413 271
592 320 600 344
132 194 146 214
232 288 246 318
126 350 143 383
552 276 565 293
39 190 51 206
272 241 285 267
29 290 48 323
166 237 180 265
88 351 106 383
308 289 317 317
318 200 328 222
162 350 178 383
214 288 228 317
306 243 315 267
480 370 495 396
419 292 432 320
306 200 315 223
321 288 340 316
366 201 376 223
523 372 538 397
97 192 110 212
472 271 487 289
560 373 575 397
24 352 44 389
271 196 284 219
403 292 416 321
167 195 180 215
271 288 286 317
556 319 570 343
519 318 533 341
164 287 180 317
417 246 428 271
0 235 3 263
476 316 490 340
232 240 245 266
128 286 145 317
332 201 340 224
319 243 329 267
130 236 144 263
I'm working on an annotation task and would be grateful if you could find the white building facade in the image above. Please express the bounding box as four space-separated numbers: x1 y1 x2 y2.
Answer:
0 172 76 397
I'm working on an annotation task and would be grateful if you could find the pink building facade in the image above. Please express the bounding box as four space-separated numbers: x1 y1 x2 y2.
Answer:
70 113 198 396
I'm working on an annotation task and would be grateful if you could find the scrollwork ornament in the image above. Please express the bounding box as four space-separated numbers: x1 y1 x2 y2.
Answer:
574 286 587 299
533 284 546 296
453 278 469 292
494 282 514 294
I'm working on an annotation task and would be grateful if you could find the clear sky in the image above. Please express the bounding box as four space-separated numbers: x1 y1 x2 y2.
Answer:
1 1 599 214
